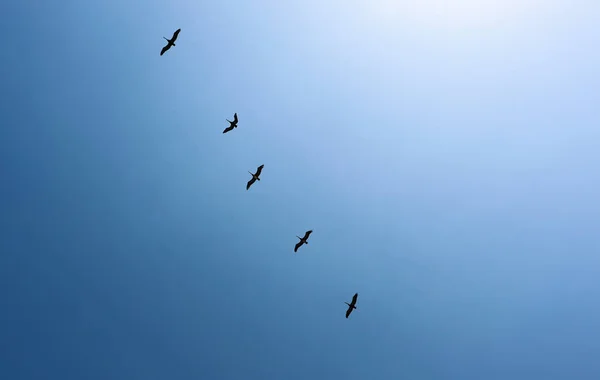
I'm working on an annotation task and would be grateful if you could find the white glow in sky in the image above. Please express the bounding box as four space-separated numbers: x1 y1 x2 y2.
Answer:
367 0 544 30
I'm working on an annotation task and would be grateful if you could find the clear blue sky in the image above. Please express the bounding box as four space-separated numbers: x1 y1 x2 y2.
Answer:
1 1 599 379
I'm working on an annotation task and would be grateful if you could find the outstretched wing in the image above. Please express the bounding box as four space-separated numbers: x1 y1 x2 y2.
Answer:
246 177 256 190
303 230 313 240
351 293 358 305
172 28 181 41
255 164 264 177
223 125 234 133
160 44 170 56
346 306 353 318
294 241 302 252
233 113 238 123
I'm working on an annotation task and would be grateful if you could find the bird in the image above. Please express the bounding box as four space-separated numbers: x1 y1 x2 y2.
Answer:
246 164 264 190
345 293 358 318
294 230 312 252
160 28 181 56
223 113 239 134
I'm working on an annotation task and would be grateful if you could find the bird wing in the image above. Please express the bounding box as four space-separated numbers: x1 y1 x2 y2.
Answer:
223 125 234 133
160 44 169 55
246 177 256 190
352 293 358 305
172 28 181 41
233 113 238 123
346 306 352 318
294 241 302 252
255 164 264 177
304 230 313 239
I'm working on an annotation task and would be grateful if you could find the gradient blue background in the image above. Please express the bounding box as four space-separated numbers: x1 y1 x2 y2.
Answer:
1 1 599 379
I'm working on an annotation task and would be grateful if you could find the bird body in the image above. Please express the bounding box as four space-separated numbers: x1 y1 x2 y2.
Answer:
160 28 181 56
246 164 264 190
223 113 239 133
345 293 358 318
294 230 313 252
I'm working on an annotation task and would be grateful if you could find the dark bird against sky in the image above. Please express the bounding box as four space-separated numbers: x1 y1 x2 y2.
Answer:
160 28 181 56
223 113 239 134
294 230 312 252
246 164 264 190
345 293 358 318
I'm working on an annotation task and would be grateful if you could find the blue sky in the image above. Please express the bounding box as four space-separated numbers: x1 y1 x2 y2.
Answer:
1 0 599 379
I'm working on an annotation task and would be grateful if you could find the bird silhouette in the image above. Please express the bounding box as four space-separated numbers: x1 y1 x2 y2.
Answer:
223 113 239 133
345 293 358 318
160 28 181 56
246 164 264 190
294 230 313 252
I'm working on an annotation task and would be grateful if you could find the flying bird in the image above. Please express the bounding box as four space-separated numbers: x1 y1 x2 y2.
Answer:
294 230 312 252
345 293 358 318
160 28 181 56
223 113 239 134
246 164 264 190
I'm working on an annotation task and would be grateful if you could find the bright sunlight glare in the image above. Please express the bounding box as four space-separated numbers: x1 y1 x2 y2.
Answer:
367 0 542 31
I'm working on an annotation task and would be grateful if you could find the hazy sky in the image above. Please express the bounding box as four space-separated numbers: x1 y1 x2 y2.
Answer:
1 1 599 379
